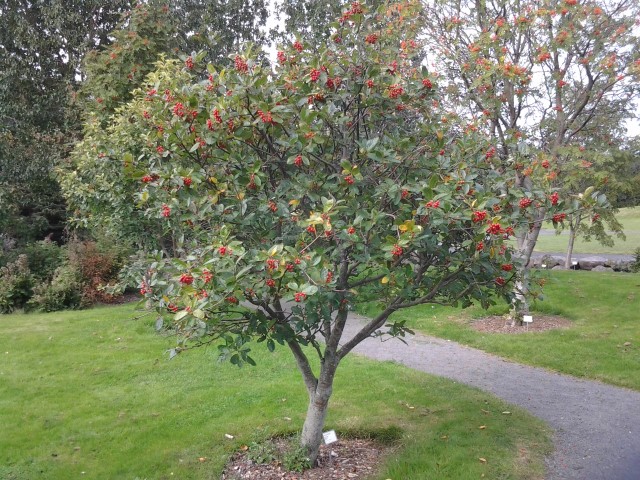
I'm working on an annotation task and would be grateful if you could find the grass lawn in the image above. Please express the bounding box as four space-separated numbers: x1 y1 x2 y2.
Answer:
360 271 640 391
533 206 640 255
0 304 551 479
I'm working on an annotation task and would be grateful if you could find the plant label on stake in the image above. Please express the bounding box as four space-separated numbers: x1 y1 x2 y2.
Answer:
523 315 533 323
323 430 338 445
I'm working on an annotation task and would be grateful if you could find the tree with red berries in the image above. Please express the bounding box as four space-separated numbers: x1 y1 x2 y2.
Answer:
422 0 640 316
65 1 557 465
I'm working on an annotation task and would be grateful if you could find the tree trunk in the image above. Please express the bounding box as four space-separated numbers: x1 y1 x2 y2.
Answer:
300 385 332 465
564 216 579 269
513 208 545 322
300 356 338 465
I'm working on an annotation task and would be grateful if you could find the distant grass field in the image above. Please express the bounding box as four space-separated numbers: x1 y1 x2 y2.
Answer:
533 206 640 255
360 271 640 390
0 304 550 479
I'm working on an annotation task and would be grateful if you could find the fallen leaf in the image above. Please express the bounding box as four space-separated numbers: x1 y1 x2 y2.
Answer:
478 425 486 429
198 457 207 463
502 411 511 415
224 434 234 439
478 457 487 463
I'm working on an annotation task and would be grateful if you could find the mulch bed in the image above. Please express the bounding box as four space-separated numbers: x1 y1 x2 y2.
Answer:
469 314 572 334
222 438 393 480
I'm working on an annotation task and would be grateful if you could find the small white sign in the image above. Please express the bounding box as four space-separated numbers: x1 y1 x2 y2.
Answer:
572 260 578 266
523 315 533 323
323 430 338 445
541 264 547 268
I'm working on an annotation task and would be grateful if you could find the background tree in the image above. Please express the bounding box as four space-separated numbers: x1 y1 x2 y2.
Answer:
0 0 131 245
66 1 562 465
422 0 640 315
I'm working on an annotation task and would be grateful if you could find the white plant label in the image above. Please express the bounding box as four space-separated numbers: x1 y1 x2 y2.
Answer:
323 430 338 444
523 315 533 323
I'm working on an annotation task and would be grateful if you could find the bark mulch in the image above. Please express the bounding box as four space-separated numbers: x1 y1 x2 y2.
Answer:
222 438 393 480
469 314 572 334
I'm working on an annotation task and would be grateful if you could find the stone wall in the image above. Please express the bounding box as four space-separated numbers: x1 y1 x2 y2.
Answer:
530 255 635 272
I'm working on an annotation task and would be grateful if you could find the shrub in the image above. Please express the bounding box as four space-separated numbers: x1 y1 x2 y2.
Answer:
27 264 83 312
0 255 34 313
20 240 66 282
67 240 125 305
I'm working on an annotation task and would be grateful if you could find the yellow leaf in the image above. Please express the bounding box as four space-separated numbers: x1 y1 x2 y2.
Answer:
289 199 299 206
236 192 245 200
398 224 408 232
478 457 487 463
437 130 443 140
381 276 389 284
479 425 486 430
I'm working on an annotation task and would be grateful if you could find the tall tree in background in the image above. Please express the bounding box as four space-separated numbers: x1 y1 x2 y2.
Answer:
423 0 640 316
0 0 131 245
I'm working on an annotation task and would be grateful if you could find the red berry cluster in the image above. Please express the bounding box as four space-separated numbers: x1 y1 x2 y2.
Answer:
294 292 307 302
486 223 502 235
391 244 403 257
234 55 248 73
266 258 278 270
293 41 303 52
310 68 321 82
472 210 487 223
269 201 277 212
422 78 433 89
257 110 274 124
226 296 238 304
541 159 550 168
179 273 194 285
495 277 506 286
365 33 378 44
277 51 286 64
552 213 566 222
366 79 375 88
501 264 513 272
139 282 152 295
476 241 484 251
167 303 179 313
425 200 440 209
218 246 230 256
185 56 194 70
182 177 192 187
173 102 185 117
388 84 404 99
347 226 356 235
294 155 303 167
550 192 559 206
519 198 533 209
306 225 316 235
340 1 364 23
161 204 171 217
485 146 496 159
202 269 213 283
344 175 355 185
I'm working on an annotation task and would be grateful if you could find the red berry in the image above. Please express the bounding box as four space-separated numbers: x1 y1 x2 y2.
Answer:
495 277 506 286
391 244 403 257
266 278 276 288
344 175 355 185
294 155 303 167
183 177 192 187
347 226 356 235
179 273 194 285
294 292 306 302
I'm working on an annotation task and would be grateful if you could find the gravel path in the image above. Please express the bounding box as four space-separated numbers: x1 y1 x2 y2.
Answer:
341 312 640 480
